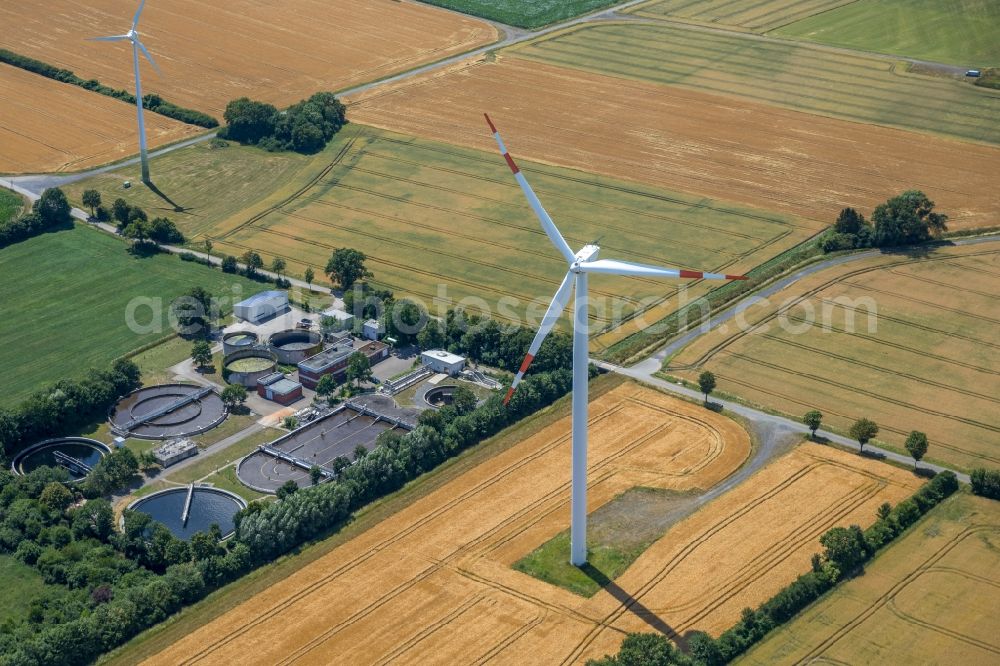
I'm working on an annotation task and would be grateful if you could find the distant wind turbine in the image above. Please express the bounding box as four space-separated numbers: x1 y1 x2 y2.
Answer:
486 114 748 566
89 0 160 183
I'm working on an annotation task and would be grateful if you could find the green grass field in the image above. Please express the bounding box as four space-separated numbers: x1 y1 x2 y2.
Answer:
63 140 329 242
206 125 810 340
631 0 856 32
736 492 1000 664
514 22 1000 144
417 0 624 29
0 555 63 623
0 224 269 408
0 187 24 225
776 0 1000 66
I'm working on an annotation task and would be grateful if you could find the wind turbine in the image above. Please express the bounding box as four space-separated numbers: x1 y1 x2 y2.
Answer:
89 0 160 184
486 114 748 566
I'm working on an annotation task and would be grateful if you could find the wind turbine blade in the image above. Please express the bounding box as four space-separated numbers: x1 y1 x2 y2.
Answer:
135 39 161 76
132 0 148 29
504 270 574 405
88 34 129 42
582 258 748 281
485 114 576 264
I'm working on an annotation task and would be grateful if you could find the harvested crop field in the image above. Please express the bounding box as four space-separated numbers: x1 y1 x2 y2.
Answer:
0 0 497 119
668 241 1000 472
738 492 1000 665
0 63 198 174
349 56 1000 230
206 125 814 349
512 23 1000 145
629 0 857 32
143 383 918 665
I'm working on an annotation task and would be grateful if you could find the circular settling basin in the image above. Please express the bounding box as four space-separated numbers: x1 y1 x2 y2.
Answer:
12 438 110 481
110 384 227 439
222 331 259 355
424 385 458 409
225 356 275 373
128 487 246 540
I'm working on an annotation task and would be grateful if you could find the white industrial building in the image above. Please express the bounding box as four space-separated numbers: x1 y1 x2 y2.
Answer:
421 349 466 376
321 307 355 331
233 291 288 323
362 318 385 341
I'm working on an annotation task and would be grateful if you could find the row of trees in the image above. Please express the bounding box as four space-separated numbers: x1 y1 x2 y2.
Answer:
802 410 930 467
821 191 948 253
589 471 959 666
0 49 217 128
970 468 1000 499
0 188 72 249
220 92 347 154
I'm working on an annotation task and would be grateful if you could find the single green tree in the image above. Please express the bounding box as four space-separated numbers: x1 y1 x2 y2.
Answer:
803 410 823 439
346 351 372 388
82 189 102 218
33 187 72 226
849 418 879 454
283 416 299 430
325 248 372 289
309 465 323 485
204 239 213 266
39 482 74 513
221 384 248 410
241 250 263 277
276 479 298 500
271 257 286 278
904 431 928 469
304 267 315 291
877 502 892 520
872 190 948 247
451 385 477 415
221 255 238 273
191 340 213 369
697 370 717 404
353 444 368 461
315 374 338 397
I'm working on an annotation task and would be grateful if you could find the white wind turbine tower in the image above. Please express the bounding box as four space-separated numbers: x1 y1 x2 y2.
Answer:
89 0 160 184
486 114 748 566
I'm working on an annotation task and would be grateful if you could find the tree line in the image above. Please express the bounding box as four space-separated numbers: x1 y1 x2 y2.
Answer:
0 49 217 128
588 470 959 666
219 92 347 154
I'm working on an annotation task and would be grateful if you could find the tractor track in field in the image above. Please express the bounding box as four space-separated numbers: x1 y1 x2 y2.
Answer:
355 150 782 242
885 267 999 299
710 370 1000 468
778 315 1000 376
796 526 1000 661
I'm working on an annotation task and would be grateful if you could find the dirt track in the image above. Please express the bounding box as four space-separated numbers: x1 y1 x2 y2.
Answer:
1 0 497 116
145 383 918 665
349 56 1000 229
0 64 199 173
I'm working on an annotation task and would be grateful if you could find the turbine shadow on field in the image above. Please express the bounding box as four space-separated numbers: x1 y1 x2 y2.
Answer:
145 180 193 214
580 564 682 642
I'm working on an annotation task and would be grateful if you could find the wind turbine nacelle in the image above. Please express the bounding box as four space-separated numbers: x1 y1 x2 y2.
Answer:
574 245 600 266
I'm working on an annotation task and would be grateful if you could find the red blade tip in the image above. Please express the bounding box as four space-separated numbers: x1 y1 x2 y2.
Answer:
484 113 497 133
